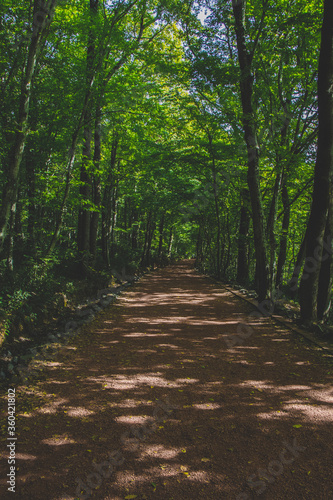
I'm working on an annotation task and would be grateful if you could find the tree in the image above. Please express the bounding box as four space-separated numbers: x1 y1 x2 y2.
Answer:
231 0 269 301
0 0 57 248
299 0 333 322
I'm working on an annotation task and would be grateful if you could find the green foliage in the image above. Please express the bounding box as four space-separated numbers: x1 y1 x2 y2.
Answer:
0 0 330 349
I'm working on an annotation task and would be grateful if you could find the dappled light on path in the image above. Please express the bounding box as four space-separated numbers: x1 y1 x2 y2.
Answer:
0 261 332 499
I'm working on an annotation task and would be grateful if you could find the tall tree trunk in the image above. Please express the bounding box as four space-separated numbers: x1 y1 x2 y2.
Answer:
0 0 56 248
196 227 202 263
267 79 291 292
77 114 92 259
101 135 118 266
223 212 231 277
26 152 37 257
266 169 283 291
167 228 173 256
140 211 152 268
289 227 307 297
6 186 19 272
317 197 333 320
232 0 269 301
300 0 333 322
237 188 250 284
158 213 165 258
131 209 139 251
208 133 221 278
90 107 102 263
77 0 98 266
146 220 155 268
276 182 290 288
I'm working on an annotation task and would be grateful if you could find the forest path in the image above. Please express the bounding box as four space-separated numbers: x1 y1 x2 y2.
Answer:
1 260 332 499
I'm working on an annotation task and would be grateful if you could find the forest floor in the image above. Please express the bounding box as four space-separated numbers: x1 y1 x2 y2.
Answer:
1 260 332 500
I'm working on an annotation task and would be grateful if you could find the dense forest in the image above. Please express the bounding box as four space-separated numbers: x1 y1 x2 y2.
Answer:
0 0 332 353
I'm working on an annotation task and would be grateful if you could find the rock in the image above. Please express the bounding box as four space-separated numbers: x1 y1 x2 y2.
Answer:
91 304 102 313
97 287 113 298
47 334 58 343
99 299 109 308
65 320 78 332
99 296 114 307
76 307 94 318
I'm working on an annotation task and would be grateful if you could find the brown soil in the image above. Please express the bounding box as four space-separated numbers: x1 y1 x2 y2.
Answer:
1 260 332 500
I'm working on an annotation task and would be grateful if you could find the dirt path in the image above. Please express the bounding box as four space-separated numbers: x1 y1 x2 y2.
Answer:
1 261 332 500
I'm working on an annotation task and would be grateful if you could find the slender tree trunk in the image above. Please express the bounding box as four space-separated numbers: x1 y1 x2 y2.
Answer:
90 107 102 263
289 227 307 297
221 212 231 276
300 0 333 322
276 182 290 288
140 211 152 268
237 188 250 284
131 209 139 250
167 228 173 256
158 213 165 258
146 220 155 267
196 227 202 262
77 112 92 259
232 0 269 301
77 0 98 265
267 86 290 292
266 169 283 290
208 133 221 278
101 135 118 266
6 186 19 272
0 0 56 248
25 145 37 257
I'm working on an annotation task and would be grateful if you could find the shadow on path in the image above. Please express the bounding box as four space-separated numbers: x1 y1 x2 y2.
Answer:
1 261 332 499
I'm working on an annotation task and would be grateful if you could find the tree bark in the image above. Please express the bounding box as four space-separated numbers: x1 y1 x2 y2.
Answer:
0 0 57 248
276 182 290 288
237 188 250 284
300 0 333 322
158 213 165 258
77 0 99 265
167 228 173 256
140 211 152 268
317 192 333 320
101 135 118 266
232 0 269 301
77 112 92 259
90 107 102 263
266 169 283 290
